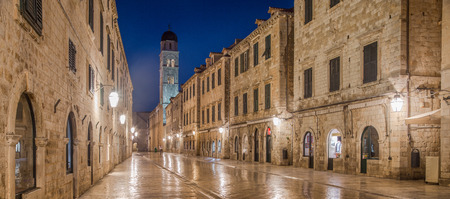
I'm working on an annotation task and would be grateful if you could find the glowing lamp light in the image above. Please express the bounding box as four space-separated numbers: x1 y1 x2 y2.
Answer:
391 94 404 112
193 131 196 135
119 115 126 124
219 128 224 133
168 136 172 140
163 138 166 142
109 92 119 108
132 135 134 139
134 132 138 137
177 134 180 138
273 117 281 126
131 127 135 133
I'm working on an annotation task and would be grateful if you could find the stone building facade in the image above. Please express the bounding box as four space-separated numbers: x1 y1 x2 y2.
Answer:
164 93 182 153
197 53 231 159
229 7 294 165
151 0 450 185
132 112 150 152
180 74 200 156
291 0 441 180
0 0 134 198
149 104 164 152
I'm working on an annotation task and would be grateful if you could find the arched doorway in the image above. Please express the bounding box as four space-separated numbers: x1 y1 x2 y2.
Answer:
304 132 314 168
254 129 259 162
266 127 272 163
361 126 379 173
14 94 36 198
327 129 342 170
88 123 93 185
66 112 76 197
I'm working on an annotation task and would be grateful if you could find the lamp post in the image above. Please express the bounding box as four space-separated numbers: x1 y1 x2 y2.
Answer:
109 92 119 108
391 94 404 112
120 115 126 124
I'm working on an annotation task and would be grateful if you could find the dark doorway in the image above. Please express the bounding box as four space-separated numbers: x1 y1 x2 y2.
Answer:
304 132 314 168
254 130 259 162
361 126 379 173
235 136 239 160
266 128 272 163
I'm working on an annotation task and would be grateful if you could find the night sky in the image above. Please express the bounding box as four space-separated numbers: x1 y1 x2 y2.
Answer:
115 0 294 112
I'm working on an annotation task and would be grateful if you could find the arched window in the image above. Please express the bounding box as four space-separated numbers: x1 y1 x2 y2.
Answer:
218 140 221 152
303 132 313 157
15 94 36 195
66 113 75 174
212 141 215 153
362 126 379 159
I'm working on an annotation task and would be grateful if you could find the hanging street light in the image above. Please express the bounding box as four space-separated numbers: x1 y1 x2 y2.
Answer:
119 114 126 124
391 94 404 112
219 128 224 133
134 132 138 137
109 91 119 108
193 131 196 135
132 135 134 140
163 138 166 142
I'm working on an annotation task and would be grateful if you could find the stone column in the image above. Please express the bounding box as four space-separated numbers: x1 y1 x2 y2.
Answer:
35 137 48 189
6 134 21 199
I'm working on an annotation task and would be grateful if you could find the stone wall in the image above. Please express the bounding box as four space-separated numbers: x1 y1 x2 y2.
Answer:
441 0 450 186
0 0 133 198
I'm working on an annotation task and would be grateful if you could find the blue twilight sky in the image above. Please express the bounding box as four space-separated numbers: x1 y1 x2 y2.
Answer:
115 0 294 112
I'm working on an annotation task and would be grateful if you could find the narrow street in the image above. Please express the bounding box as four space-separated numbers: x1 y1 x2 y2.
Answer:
80 153 450 198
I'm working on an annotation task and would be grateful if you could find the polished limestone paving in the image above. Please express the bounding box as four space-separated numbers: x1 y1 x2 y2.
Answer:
80 152 450 198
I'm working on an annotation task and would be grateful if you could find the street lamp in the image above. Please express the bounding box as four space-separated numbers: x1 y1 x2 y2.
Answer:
273 117 281 126
131 127 135 133
134 132 138 137
177 134 180 138
132 135 134 140
391 94 404 112
168 136 172 140
163 138 166 142
193 131 196 135
219 128 224 133
109 91 119 108
119 114 126 124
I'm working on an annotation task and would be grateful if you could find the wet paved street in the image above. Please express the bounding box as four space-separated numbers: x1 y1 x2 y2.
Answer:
80 152 450 199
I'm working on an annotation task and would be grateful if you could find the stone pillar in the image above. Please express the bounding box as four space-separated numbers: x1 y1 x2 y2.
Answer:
441 0 450 186
35 137 48 189
6 134 21 199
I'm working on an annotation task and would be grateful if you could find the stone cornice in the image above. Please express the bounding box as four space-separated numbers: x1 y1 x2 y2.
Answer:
35 137 49 148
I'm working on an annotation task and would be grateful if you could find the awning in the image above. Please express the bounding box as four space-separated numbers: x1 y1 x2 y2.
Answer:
405 109 441 125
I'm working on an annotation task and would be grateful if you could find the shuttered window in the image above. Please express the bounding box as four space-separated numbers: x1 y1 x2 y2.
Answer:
243 93 248 114
212 73 215 89
253 43 259 66
263 35 271 60
244 50 249 71
89 65 95 93
207 76 210 92
202 110 205 124
218 103 222 120
330 0 340 8
69 40 77 73
207 109 210 123
100 13 104 55
112 50 115 80
234 96 239 116
305 0 313 24
235 58 239 77
89 0 94 32
218 69 222 85
304 68 313 98
363 42 378 84
212 105 215 122
240 53 245 73
193 84 195 96
265 84 271 109
254 88 259 112
107 35 111 71
21 0 43 35
329 57 340 92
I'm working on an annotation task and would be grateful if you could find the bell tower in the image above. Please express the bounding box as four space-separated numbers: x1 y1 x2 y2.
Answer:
159 27 179 124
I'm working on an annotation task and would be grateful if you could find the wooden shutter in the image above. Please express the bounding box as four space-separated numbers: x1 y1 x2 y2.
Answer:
265 35 271 60
193 84 195 96
330 0 340 8
305 0 312 24
107 35 111 70
202 80 205 94
36 0 42 28
89 0 94 31
207 109 210 123
304 68 312 98
235 58 239 77
207 76 210 92
218 103 221 120
69 40 76 73
265 84 271 109
212 73 215 89
245 50 249 71
254 88 258 112
112 50 115 80
100 13 104 54
363 42 378 83
240 53 244 73
212 106 215 122
243 93 248 114
329 57 340 92
253 43 259 66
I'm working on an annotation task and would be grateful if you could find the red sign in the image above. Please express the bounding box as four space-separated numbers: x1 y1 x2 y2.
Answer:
267 127 271 135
